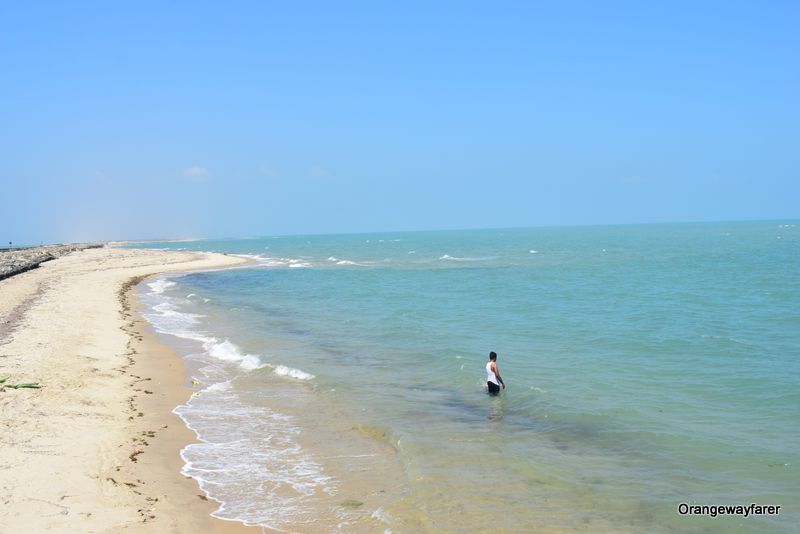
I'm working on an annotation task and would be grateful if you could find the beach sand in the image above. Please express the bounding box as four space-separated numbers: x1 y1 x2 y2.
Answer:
0 247 260 533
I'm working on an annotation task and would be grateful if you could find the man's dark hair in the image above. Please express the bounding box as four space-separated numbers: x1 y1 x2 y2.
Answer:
489 351 497 361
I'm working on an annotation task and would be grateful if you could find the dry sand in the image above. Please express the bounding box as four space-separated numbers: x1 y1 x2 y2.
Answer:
0 247 260 533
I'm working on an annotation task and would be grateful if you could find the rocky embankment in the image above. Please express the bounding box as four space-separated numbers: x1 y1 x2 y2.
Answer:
0 244 105 281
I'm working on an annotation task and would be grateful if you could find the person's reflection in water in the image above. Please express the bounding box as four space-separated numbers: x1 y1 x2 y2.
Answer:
488 394 506 421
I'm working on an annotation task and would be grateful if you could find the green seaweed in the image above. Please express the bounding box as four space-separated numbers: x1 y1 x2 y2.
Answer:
340 499 363 508
6 382 42 389
0 376 9 383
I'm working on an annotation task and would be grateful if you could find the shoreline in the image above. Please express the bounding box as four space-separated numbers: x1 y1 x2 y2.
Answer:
122 276 261 533
0 247 258 532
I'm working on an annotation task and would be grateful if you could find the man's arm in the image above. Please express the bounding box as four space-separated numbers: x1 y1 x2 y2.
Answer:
492 362 506 389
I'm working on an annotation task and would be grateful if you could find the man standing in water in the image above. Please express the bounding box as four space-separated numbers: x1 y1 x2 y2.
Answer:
486 351 505 395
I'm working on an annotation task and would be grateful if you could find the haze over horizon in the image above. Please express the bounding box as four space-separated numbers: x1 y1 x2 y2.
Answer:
2 2 798 244
87 217 800 247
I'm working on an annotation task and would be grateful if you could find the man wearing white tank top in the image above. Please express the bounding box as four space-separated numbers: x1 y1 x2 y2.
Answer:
486 351 505 395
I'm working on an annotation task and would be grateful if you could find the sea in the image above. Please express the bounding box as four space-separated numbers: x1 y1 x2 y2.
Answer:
128 221 799 533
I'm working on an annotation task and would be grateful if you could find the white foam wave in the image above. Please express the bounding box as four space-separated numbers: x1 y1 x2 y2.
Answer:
152 301 178 313
438 254 494 262
207 339 245 362
245 255 314 268
328 256 366 266
148 278 176 294
206 339 266 370
144 300 206 339
266 258 297 267
205 380 232 392
372 507 393 527
273 365 314 380
143 289 264 372
175 388 334 529
240 355 265 370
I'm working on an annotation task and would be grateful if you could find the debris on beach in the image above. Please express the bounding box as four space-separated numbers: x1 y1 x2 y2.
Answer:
5 382 43 389
0 375 43 390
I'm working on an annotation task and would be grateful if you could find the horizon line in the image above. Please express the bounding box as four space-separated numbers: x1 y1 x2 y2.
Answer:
109 216 799 247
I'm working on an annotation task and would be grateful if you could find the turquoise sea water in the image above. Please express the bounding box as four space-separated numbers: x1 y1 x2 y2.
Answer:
131 221 799 533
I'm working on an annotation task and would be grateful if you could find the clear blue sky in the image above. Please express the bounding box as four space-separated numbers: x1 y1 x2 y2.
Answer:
1 1 798 243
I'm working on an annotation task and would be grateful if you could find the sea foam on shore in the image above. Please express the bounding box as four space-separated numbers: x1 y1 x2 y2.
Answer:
140 275 400 532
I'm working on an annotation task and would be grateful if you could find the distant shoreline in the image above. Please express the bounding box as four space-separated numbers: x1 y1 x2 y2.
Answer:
0 243 104 281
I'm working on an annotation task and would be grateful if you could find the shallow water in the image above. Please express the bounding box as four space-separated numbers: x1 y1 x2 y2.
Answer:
134 221 799 532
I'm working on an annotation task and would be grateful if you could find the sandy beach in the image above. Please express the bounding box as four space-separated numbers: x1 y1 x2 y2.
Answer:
0 247 259 533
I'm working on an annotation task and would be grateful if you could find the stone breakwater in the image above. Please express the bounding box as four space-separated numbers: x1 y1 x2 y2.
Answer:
0 244 104 281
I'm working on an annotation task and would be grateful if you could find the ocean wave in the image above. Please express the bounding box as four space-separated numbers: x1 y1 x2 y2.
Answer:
277 258 310 267
206 339 246 362
206 339 265 370
145 299 206 339
175 388 334 529
438 254 495 262
700 334 752 346
205 380 232 392
152 301 178 313
273 365 315 380
141 276 348 529
242 255 315 268
144 278 314 376
233 253 264 261
148 321 263 371
326 256 366 266
147 278 176 294
143 280 264 371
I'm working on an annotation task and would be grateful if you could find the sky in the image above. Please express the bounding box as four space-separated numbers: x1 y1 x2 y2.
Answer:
1 1 798 244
